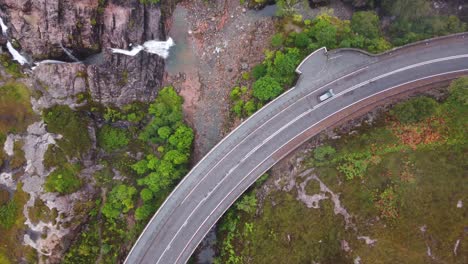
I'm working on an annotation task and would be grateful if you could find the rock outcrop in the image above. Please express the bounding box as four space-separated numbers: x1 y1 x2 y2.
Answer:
2 0 167 106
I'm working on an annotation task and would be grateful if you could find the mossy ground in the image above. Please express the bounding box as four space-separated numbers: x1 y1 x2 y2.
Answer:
218 80 467 264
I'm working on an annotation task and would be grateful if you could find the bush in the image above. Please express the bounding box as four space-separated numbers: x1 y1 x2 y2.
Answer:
251 64 267 80
390 97 438 124
313 145 336 162
448 77 468 106
236 193 257 214
271 33 284 47
45 164 82 194
102 185 137 219
252 76 283 101
294 32 311 49
0 200 18 229
135 204 154 221
244 100 257 116
232 100 244 117
351 11 380 39
230 86 242 101
97 125 129 152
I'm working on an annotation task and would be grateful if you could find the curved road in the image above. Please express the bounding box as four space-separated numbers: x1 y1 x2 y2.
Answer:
125 33 468 264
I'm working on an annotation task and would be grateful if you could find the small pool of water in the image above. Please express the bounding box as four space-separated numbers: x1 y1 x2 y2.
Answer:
165 6 197 75
254 4 278 17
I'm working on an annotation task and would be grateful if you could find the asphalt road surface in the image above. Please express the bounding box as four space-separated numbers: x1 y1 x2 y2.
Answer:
125 33 468 264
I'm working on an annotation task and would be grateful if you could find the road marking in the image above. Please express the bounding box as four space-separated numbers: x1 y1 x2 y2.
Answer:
171 68 468 264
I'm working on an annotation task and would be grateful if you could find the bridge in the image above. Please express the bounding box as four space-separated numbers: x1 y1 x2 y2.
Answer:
125 33 468 264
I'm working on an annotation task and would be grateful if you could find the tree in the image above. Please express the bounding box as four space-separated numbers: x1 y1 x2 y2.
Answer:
251 64 267 80
140 86 184 143
308 15 338 48
45 165 82 194
244 100 257 116
97 125 129 152
157 126 172 140
252 76 283 101
140 188 153 202
102 185 137 219
168 125 194 152
236 193 257 214
294 32 311 48
448 77 468 106
351 11 380 39
314 145 336 162
135 204 154 221
163 149 189 165
266 49 300 86
390 97 438 123
271 33 284 47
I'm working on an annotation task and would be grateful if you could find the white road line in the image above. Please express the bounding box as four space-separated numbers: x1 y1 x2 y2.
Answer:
172 68 468 264
164 66 468 264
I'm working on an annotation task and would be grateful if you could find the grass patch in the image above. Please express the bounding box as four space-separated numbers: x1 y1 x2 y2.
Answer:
0 82 34 137
43 105 91 158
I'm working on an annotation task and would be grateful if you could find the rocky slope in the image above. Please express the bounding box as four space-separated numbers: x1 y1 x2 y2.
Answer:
0 0 175 262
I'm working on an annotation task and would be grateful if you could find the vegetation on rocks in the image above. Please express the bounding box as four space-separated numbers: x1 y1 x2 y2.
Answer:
45 164 82 195
43 105 91 158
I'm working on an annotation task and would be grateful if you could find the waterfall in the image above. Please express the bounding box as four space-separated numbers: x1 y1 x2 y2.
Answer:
0 17 7 36
111 37 174 59
7 42 28 65
60 43 80 62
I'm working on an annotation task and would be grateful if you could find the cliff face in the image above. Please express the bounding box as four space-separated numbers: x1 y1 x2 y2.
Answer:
2 0 166 106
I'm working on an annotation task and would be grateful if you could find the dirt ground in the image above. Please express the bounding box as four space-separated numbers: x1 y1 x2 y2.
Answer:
165 0 276 161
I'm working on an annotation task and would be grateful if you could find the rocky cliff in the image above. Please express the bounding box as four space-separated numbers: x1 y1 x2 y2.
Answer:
1 0 167 106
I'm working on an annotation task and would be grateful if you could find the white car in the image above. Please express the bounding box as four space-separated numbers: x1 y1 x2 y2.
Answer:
318 89 335 102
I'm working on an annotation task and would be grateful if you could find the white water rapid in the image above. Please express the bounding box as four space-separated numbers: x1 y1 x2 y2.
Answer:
1 16 29 65
60 43 80 62
7 41 28 65
0 16 8 35
111 37 174 59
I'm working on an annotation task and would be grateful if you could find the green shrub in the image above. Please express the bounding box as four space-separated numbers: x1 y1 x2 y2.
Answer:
230 86 242 101
390 97 438 124
102 185 137 219
236 193 257 214
252 76 283 102
294 32 311 48
232 100 244 117
251 64 267 80
244 100 257 116
448 77 468 106
45 164 82 194
135 204 154 221
351 11 380 39
0 200 18 229
97 125 130 152
43 105 91 157
271 33 284 47
313 145 336 162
